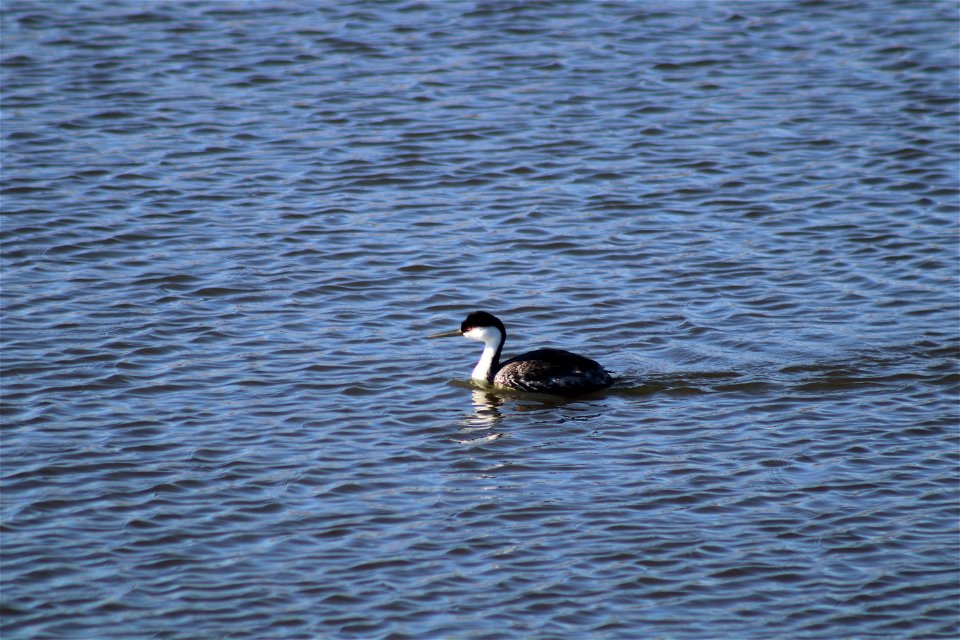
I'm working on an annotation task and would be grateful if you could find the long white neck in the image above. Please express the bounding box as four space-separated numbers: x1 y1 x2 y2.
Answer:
464 326 503 383
471 341 499 382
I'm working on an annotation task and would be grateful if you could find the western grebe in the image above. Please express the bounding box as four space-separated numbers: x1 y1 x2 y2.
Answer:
429 310 614 395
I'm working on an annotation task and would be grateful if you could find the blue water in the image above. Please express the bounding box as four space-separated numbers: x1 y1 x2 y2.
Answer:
2 1 958 638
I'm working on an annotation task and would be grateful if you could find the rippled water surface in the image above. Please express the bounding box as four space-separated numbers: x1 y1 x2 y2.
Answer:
2 1 958 638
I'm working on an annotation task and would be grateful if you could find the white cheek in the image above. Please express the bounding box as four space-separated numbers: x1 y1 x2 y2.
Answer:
463 327 487 341
464 326 500 343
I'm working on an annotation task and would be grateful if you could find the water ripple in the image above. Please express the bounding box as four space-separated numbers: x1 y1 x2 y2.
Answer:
2 0 958 638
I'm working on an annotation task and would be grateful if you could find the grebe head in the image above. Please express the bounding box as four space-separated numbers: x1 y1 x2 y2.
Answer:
428 311 507 343
460 311 506 346
428 311 508 383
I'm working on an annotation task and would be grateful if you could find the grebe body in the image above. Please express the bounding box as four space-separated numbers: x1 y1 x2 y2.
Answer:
430 311 613 395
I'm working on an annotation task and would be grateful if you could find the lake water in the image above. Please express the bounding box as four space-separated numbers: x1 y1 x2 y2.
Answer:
2 1 958 638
